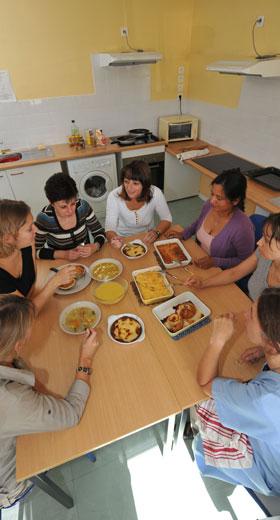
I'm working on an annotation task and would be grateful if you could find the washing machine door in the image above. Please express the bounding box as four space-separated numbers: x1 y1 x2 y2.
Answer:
79 170 113 203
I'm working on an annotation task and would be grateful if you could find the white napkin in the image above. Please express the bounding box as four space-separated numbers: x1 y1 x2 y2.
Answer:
176 147 209 162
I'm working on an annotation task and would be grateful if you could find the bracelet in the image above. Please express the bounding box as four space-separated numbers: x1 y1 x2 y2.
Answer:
76 366 92 375
153 229 161 239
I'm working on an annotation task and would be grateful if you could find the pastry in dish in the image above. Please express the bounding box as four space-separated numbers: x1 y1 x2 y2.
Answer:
59 278 76 291
111 316 142 343
163 312 184 333
157 243 186 264
174 302 196 320
122 242 146 257
74 265 86 279
161 300 204 333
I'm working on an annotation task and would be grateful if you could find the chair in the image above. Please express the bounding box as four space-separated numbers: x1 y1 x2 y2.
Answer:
236 214 267 294
249 214 267 246
245 487 280 518
0 484 34 519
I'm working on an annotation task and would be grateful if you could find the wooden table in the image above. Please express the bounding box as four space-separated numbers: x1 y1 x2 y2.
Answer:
16 239 260 504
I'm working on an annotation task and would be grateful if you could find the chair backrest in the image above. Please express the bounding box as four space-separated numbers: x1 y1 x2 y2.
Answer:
249 214 267 246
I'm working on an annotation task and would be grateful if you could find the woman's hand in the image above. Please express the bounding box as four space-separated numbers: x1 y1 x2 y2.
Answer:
210 313 235 348
76 243 99 258
80 329 100 361
239 346 265 365
164 228 183 239
52 264 77 289
110 236 123 249
183 275 203 289
194 255 215 270
143 230 159 244
56 248 81 261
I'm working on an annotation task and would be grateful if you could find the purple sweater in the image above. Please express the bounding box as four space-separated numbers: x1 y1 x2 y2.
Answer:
182 200 255 269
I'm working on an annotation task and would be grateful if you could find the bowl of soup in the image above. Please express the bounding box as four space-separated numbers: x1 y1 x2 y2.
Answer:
92 278 128 305
89 258 123 282
59 301 101 335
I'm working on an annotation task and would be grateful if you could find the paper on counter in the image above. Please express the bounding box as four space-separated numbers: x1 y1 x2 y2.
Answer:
0 70 16 102
176 147 209 162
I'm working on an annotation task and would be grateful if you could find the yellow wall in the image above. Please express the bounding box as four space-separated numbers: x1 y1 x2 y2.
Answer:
188 0 280 107
0 0 193 100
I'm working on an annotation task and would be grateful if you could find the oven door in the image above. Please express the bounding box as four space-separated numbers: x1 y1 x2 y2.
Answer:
79 170 114 203
119 145 165 191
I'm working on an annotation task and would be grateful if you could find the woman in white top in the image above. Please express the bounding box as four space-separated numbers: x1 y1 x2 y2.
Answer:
105 160 172 247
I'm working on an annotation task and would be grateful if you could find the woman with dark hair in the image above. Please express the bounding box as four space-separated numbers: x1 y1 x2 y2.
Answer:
35 172 105 260
194 287 280 496
166 171 254 269
0 294 99 508
105 160 171 247
185 213 280 314
0 200 75 313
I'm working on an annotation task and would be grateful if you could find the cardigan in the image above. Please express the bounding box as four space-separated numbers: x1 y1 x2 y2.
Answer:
182 200 255 269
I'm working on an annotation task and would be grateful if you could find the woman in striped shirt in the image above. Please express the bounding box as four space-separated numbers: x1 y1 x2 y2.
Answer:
35 173 106 260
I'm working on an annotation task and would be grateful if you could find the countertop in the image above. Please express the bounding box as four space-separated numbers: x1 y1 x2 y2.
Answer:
1 137 278 213
166 140 280 213
0 140 166 171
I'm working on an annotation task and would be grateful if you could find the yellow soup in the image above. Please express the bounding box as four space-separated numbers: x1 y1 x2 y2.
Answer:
91 262 120 280
95 281 124 302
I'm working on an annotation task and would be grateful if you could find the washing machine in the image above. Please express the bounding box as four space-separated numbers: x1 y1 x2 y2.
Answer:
67 154 118 222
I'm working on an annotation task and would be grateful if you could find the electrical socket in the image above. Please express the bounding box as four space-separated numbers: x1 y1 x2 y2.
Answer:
256 16 265 27
120 26 128 37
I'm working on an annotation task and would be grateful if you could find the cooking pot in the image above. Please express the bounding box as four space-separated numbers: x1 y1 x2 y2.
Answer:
129 128 151 137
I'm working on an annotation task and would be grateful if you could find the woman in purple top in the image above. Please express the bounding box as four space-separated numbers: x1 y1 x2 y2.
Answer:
166 172 255 269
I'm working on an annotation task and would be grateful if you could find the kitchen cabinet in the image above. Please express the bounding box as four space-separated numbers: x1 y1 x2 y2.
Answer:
164 152 200 202
3 162 62 217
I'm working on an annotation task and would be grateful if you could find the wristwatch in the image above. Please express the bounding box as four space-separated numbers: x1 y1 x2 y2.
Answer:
153 229 161 239
76 366 92 375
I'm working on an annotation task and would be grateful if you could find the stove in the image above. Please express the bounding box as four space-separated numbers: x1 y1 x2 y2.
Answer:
110 130 159 147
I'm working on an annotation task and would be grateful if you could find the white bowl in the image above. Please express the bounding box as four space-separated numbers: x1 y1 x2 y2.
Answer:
89 258 123 282
121 239 148 260
107 313 145 345
59 301 101 335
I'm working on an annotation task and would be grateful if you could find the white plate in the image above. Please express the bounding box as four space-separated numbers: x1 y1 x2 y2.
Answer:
49 264 91 295
154 238 192 269
59 301 101 335
121 239 148 259
89 258 123 282
152 291 211 338
107 313 145 345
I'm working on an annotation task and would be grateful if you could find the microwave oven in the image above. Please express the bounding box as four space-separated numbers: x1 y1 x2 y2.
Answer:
158 114 199 142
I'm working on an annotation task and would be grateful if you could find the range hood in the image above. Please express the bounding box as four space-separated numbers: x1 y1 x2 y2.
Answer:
98 52 162 67
206 58 280 77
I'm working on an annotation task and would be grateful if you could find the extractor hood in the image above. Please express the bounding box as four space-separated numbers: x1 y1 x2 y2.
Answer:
206 58 280 77
98 52 162 67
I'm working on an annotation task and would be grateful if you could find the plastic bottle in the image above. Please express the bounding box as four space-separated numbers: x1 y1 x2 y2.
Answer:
71 120 79 136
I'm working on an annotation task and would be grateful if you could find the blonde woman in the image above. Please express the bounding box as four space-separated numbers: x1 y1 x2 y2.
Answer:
0 294 99 508
0 199 76 313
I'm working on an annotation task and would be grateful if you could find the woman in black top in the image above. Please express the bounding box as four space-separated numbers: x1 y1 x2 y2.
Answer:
0 200 76 313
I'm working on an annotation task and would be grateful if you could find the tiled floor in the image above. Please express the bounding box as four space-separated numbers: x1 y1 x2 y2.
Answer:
2 198 265 520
